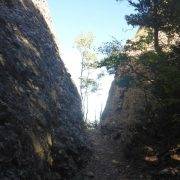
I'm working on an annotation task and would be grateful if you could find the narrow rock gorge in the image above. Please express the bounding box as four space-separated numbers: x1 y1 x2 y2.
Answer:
0 1 179 180
0 0 90 179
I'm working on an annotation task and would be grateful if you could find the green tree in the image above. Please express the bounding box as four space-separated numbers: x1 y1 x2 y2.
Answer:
97 39 127 74
116 0 180 52
97 1 180 175
75 33 99 122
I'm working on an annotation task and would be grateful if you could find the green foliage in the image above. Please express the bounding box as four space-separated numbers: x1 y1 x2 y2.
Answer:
116 75 134 88
97 53 129 74
98 39 122 55
138 51 166 68
81 78 99 93
74 33 100 122
97 40 129 74
75 33 95 51
125 0 180 33
137 48 180 101
122 0 180 52
153 52 180 107
108 0 180 176
125 28 154 51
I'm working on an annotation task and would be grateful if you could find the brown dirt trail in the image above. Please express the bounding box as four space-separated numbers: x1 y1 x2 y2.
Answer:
73 129 130 180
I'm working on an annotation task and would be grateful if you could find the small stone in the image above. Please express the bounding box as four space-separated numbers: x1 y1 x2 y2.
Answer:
85 171 95 178
159 167 178 175
112 159 119 164
160 168 170 174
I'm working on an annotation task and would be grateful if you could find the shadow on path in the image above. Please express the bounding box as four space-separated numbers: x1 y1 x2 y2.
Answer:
73 128 130 180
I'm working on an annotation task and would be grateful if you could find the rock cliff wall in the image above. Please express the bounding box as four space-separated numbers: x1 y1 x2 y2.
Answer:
0 0 90 179
100 29 180 178
101 69 147 136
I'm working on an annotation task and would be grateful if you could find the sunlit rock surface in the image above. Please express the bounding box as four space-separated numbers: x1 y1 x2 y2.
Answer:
0 0 90 179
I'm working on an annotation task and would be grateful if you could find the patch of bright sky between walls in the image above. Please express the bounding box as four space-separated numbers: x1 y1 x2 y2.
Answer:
47 0 138 122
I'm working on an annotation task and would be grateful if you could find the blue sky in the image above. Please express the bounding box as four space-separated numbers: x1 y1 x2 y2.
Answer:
48 0 137 48
47 0 137 122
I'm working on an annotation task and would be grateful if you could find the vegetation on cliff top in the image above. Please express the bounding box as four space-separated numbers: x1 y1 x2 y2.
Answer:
96 0 180 177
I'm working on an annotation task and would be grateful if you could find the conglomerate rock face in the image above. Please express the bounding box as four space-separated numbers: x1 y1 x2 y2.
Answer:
101 72 147 138
101 28 180 130
0 0 90 179
100 29 180 178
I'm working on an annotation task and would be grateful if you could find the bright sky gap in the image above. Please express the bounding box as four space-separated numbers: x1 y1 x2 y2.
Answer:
47 0 138 122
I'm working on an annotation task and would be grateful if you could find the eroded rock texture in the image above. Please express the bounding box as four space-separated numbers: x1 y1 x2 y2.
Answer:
100 30 180 178
0 0 90 179
101 71 148 142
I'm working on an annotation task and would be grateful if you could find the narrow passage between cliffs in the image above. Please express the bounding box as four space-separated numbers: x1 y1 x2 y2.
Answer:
73 127 130 180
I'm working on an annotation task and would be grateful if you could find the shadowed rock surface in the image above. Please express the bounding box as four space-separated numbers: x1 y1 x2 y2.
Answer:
0 0 90 179
100 72 180 179
100 30 180 179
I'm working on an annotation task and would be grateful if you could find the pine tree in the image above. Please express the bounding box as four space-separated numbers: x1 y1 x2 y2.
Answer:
122 0 180 52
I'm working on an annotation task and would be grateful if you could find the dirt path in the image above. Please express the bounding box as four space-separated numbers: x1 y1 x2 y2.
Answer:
73 127 180 180
73 128 129 180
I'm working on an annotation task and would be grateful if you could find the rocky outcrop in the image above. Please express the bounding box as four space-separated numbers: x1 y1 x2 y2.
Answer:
101 69 148 142
100 30 180 178
0 0 90 179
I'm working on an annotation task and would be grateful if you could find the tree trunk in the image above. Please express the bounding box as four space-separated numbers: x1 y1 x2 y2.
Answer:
154 27 160 53
85 94 89 122
152 0 161 53
80 58 84 99
84 72 90 122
